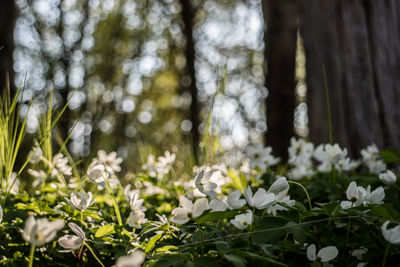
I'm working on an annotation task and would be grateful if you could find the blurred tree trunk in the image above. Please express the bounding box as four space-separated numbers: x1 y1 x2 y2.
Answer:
0 0 16 93
180 0 200 162
299 0 400 155
262 0 298 161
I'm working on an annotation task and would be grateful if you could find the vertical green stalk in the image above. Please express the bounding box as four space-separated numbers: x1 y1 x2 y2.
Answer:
104 173 122 226
288 181 312 209
83 242 105 267
80 211 84 226
382 243 391 267
28 244 35 267
322 63 333 145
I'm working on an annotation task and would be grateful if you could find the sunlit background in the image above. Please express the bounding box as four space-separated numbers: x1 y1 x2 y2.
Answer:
13 0 308 170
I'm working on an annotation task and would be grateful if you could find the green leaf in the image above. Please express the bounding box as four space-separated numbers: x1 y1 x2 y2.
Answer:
196 210 241 224
380 149 400 163
224 254 247 267
14 203 41 214
154 254 185 267
95 224 115 238
191 257 220 267
145 233 163 253
155 245 178 253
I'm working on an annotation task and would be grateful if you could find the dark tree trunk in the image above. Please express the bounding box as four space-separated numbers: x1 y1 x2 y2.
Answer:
299 0 400 155
262 0 298 161
180 0 200 162
0 0 16 93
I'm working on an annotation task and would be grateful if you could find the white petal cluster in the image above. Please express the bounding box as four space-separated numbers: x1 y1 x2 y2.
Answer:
230 210 253 230
288 138 315 179
381 221 400 244
28 144 43 164
245 144 280 171
340 181 384 209
115 250 146 267
194 168 218 198
227 190 246 210
125 185 147 228
58 222 85 251
1 172 20 195
142 151 175 180
266 177 295 214
28 169 46 187
244 186 275 210
66 191 94 211
171 196 209 224
94 150 123 173
314 144 353 172
379 170 397 185
243 177 293 214
87 162 119 190
361 144 386 173
307 244 338 263
22 215 64 246
51 153 72 177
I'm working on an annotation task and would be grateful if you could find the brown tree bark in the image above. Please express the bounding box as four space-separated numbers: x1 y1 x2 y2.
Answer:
299 0 400 155
0 0 16 93
262 0 298 161
180 0 200 162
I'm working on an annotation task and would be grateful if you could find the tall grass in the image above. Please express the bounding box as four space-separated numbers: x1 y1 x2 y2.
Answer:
0 84 29 195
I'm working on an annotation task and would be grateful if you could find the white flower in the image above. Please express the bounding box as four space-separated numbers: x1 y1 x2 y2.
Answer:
314 144 347 172
351 247 368 260
381 221 400 244
230 210 253 230
2 172 20 195
340 182 365 209
246 144 280 170
244 186 275 210
157 151 175 167
127 212 148 228
87 162 119 190
267 177 290 200
171 196 209 224
22 215 64 246
28 144 43 164
288 165 315 180
28 169 46 187
124 186 146 213
209 198 228 212
51 153 72 177
365 185 384 205
227 190 246 210
361 144 386 173
115 250 145 267
194 169 218 198
58 223 85 251
288 137 314 167
65 191 94 211
95 150 123 173
379 170 397 185
307 244 338 263
336 157 360 172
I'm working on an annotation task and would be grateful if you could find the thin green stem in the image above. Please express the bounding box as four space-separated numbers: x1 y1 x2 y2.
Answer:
322 63 333 145
80 211 84 226
288 181 312 209
28 244 35 267
83 242 105 267
103 173 122 226
382 243 390 267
